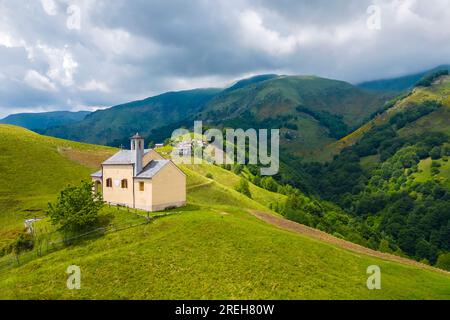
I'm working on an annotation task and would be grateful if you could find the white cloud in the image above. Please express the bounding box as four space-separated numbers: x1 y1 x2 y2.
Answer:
0 32 13 48
24 70 57 92
165 75 231 92
239 10 298 55
35 44 78 86
89 27 160 59
79 79 110 92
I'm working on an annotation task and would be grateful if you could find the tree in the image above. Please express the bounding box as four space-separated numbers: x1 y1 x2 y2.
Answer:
415 239 437 262
378 239 392 253
48 181 104 235
429 146 441 160
261 176 278 192
235 178 252 199
436 253 450 271
443 145 450 156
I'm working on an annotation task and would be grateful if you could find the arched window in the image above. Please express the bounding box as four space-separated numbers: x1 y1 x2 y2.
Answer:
106 178 112 188
121 179 128 189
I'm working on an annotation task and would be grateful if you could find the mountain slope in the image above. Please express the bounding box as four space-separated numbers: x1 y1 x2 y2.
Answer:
358 65 450 92
0 111 90 131
44 88 221 146
41 75 393 161
1 126 450 299
301 75 450 265
316 73 450 162
223 74 279 93
199 75 392 160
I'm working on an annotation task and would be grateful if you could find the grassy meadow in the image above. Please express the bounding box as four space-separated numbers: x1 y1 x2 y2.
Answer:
1 125 450 299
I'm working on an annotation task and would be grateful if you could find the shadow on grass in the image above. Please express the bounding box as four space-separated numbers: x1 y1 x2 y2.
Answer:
61 213 115 246
161 203 201 213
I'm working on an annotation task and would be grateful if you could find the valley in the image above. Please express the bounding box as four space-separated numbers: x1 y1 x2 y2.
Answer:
0 124 450 299
0 68 449 300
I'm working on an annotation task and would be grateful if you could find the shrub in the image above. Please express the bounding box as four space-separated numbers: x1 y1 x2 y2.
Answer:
430 146 442 160
431 161 441 168
261 177 280 192
436 253 450 271
431 167 440 175
205 173 214 179
378 239 392 253
235 178 252 199
11 232 34 255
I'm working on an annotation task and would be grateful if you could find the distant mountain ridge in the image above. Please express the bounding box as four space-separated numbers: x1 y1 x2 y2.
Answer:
0 111 90 131
223 74 279 92
42 74 393 158
44 88 222 146
358 65 450 91
8 65 449 158
5 65 447 138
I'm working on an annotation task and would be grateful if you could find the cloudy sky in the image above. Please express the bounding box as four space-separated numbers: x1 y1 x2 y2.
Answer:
0 0 449 117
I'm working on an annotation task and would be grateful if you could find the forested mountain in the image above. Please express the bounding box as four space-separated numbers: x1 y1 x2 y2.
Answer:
44 88 222 146
42 75 392 158
296 73 450 264
200 75 391 158
0 111 90 131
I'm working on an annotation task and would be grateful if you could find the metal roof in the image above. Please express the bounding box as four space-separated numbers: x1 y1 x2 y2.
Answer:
102 149 151 165
135 160 170 179
90 170 102 178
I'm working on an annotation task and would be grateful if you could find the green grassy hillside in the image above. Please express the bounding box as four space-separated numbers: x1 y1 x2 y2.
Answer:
0 125 115 253
413 157 450 188
1 125 450 299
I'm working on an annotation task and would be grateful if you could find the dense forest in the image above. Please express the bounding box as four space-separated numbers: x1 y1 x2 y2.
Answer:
293 99 449 265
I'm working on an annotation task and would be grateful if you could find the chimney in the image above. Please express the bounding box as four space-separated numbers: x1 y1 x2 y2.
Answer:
130 133 144 176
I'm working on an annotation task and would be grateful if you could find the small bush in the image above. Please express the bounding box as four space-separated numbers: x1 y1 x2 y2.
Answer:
430 146 442 160
235 178 252 199
431 167 440 175
436 253 450 271
431 161 441 168
205 173 214 179
11 232 34 255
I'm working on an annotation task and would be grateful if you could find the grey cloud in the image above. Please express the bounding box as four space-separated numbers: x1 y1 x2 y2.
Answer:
0 0 449 117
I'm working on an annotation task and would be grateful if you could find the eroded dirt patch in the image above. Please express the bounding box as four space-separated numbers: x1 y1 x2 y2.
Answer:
58 147 115 168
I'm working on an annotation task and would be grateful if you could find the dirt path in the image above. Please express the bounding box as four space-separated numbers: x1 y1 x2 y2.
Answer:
250 210 449 275
187 180 214 190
